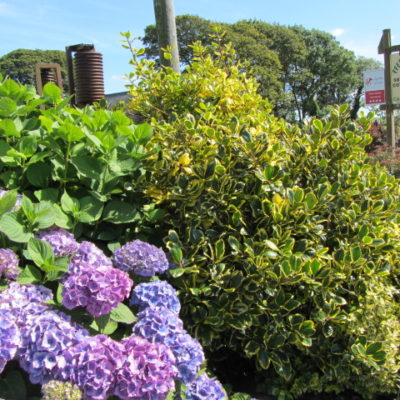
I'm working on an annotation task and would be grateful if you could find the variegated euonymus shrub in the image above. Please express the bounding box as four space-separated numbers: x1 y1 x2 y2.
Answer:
125 35 400 399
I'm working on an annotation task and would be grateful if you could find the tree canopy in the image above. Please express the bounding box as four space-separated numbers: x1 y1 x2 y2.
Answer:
0 49 67 89
141 15 382 121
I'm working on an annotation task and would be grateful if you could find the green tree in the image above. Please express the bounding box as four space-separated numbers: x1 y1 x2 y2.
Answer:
0 49 67 89
141 16 381 121
142 14 217 65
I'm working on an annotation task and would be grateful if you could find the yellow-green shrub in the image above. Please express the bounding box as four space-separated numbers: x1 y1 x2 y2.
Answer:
125 36 400 399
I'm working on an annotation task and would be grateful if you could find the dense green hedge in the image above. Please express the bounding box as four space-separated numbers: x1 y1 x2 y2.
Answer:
125 38 400 399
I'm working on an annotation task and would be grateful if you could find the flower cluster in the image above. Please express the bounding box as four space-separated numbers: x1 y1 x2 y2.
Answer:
133 306 205 384
114 240 169 276
57 335 124 400
36 227 79 257
37 231 134 317
182 373 227 400
62 264 133 316
17 310 88 384
0 248 19 280
41 380 82 400
130 280 181 314
113 335 177 400
0 309 20 374
69 241 113 276
0 232 226 400
0 282 53 326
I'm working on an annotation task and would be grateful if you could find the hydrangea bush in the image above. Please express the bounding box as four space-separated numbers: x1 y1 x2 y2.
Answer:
0 195 227 400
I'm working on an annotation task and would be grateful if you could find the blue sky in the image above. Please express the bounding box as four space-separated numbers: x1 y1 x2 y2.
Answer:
1 0 400 93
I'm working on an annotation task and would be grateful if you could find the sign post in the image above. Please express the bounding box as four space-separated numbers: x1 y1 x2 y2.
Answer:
378 29 400 147
364 69 385 105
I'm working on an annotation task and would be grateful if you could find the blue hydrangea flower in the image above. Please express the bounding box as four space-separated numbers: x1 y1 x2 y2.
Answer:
130 280 181 314
113 335 177 400
57 335 124 400
132 306 184 342
36 228 79 257
0 248 19 280
0 309 20 373
182 373 227 400
62 264 133 316
41 380 82 400
17 310 88 384
113 240 169 276
164 331 205 383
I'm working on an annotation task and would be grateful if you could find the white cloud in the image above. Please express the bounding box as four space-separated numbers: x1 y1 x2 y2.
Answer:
331 28 346 37
111 75 126 81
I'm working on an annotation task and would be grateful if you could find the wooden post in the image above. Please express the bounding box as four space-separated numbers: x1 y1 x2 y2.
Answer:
153 0 180 72
378 29 397 147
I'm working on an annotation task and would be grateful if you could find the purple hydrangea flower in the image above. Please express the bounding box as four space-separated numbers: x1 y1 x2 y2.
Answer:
68 241 112 276
17 310 88 384
0 309 20 373
130 280 181 314
62 264 133 316
41 380 82 400
164 331 205 384
113 335 177 400
113 240 169 276
0 283 52 327
132 306 184 342
36 227 79 257
183 373 227 400
0 248 19 280
57 335 124 400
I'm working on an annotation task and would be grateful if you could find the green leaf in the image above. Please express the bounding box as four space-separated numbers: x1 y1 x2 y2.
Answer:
17 264 42 284
34 188 59 203
170 245 183 264
61 191 80 214
257 349 270 369
32 202 58 229
27 238 55 268
133 123 153 144
265 239 279 251
43 82 62 103
91 314 118 334
215 239 225 260
0 119 20 137
0 97 17 117
228 236 241 252
103 200 137 224
110 302 137 324
26 162 52 187
0 189 17 215
71 155 105 181
350 246 362 262
366 342 382 355
0 213 33 243
268 334 286 348
19 135 37 157
76 196 104 223
304 192 318 209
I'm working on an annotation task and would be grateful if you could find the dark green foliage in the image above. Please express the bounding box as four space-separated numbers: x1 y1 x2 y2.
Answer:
126 39 400 399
